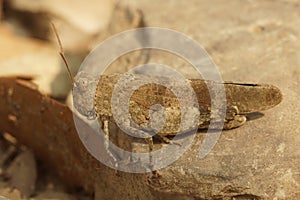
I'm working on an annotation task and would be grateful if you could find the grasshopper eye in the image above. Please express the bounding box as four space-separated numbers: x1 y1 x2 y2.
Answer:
78 78 89 89
74 72 98 88
72 73 98 119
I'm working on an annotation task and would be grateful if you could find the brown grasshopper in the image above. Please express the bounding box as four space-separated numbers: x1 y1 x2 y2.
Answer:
93 73 282 137
52 23 282 144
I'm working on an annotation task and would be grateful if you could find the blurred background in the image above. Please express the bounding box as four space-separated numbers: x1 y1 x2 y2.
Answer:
0 0 144 199
0 0 143 99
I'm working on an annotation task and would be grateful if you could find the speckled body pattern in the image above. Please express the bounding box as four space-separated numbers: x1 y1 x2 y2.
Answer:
94 74 282 136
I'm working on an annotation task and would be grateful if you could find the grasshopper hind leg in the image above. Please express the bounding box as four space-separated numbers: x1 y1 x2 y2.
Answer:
223 106 247 129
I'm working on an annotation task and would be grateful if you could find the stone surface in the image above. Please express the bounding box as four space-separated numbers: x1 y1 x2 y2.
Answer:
6 150 37 197
0 188 21 200
95 0 300 199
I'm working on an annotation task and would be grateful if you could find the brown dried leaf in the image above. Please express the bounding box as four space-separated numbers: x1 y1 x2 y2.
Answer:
0 76 100 193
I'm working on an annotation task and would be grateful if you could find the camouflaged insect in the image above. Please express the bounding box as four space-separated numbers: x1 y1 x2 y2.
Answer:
73 73 282 137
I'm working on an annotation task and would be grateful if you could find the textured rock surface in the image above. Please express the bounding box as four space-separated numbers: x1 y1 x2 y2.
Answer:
6 150 37 197
95 0 300 199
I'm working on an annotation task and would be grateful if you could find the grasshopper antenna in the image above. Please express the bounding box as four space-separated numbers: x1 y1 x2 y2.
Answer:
51 22 75 85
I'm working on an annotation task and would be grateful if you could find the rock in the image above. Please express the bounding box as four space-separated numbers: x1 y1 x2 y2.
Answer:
108 0 299 199
5 0 144 54
0 24 73 97
0 188 21 200
6 150 37 198
8 0 114 33
90 2 144 50
6 0 115 52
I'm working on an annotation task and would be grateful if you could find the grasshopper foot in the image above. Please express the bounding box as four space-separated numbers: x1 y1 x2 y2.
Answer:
224 114 247 129
223 106 247 129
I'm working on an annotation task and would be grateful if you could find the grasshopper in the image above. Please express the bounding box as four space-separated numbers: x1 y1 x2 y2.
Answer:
52 23 282 150
95 73 281 131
